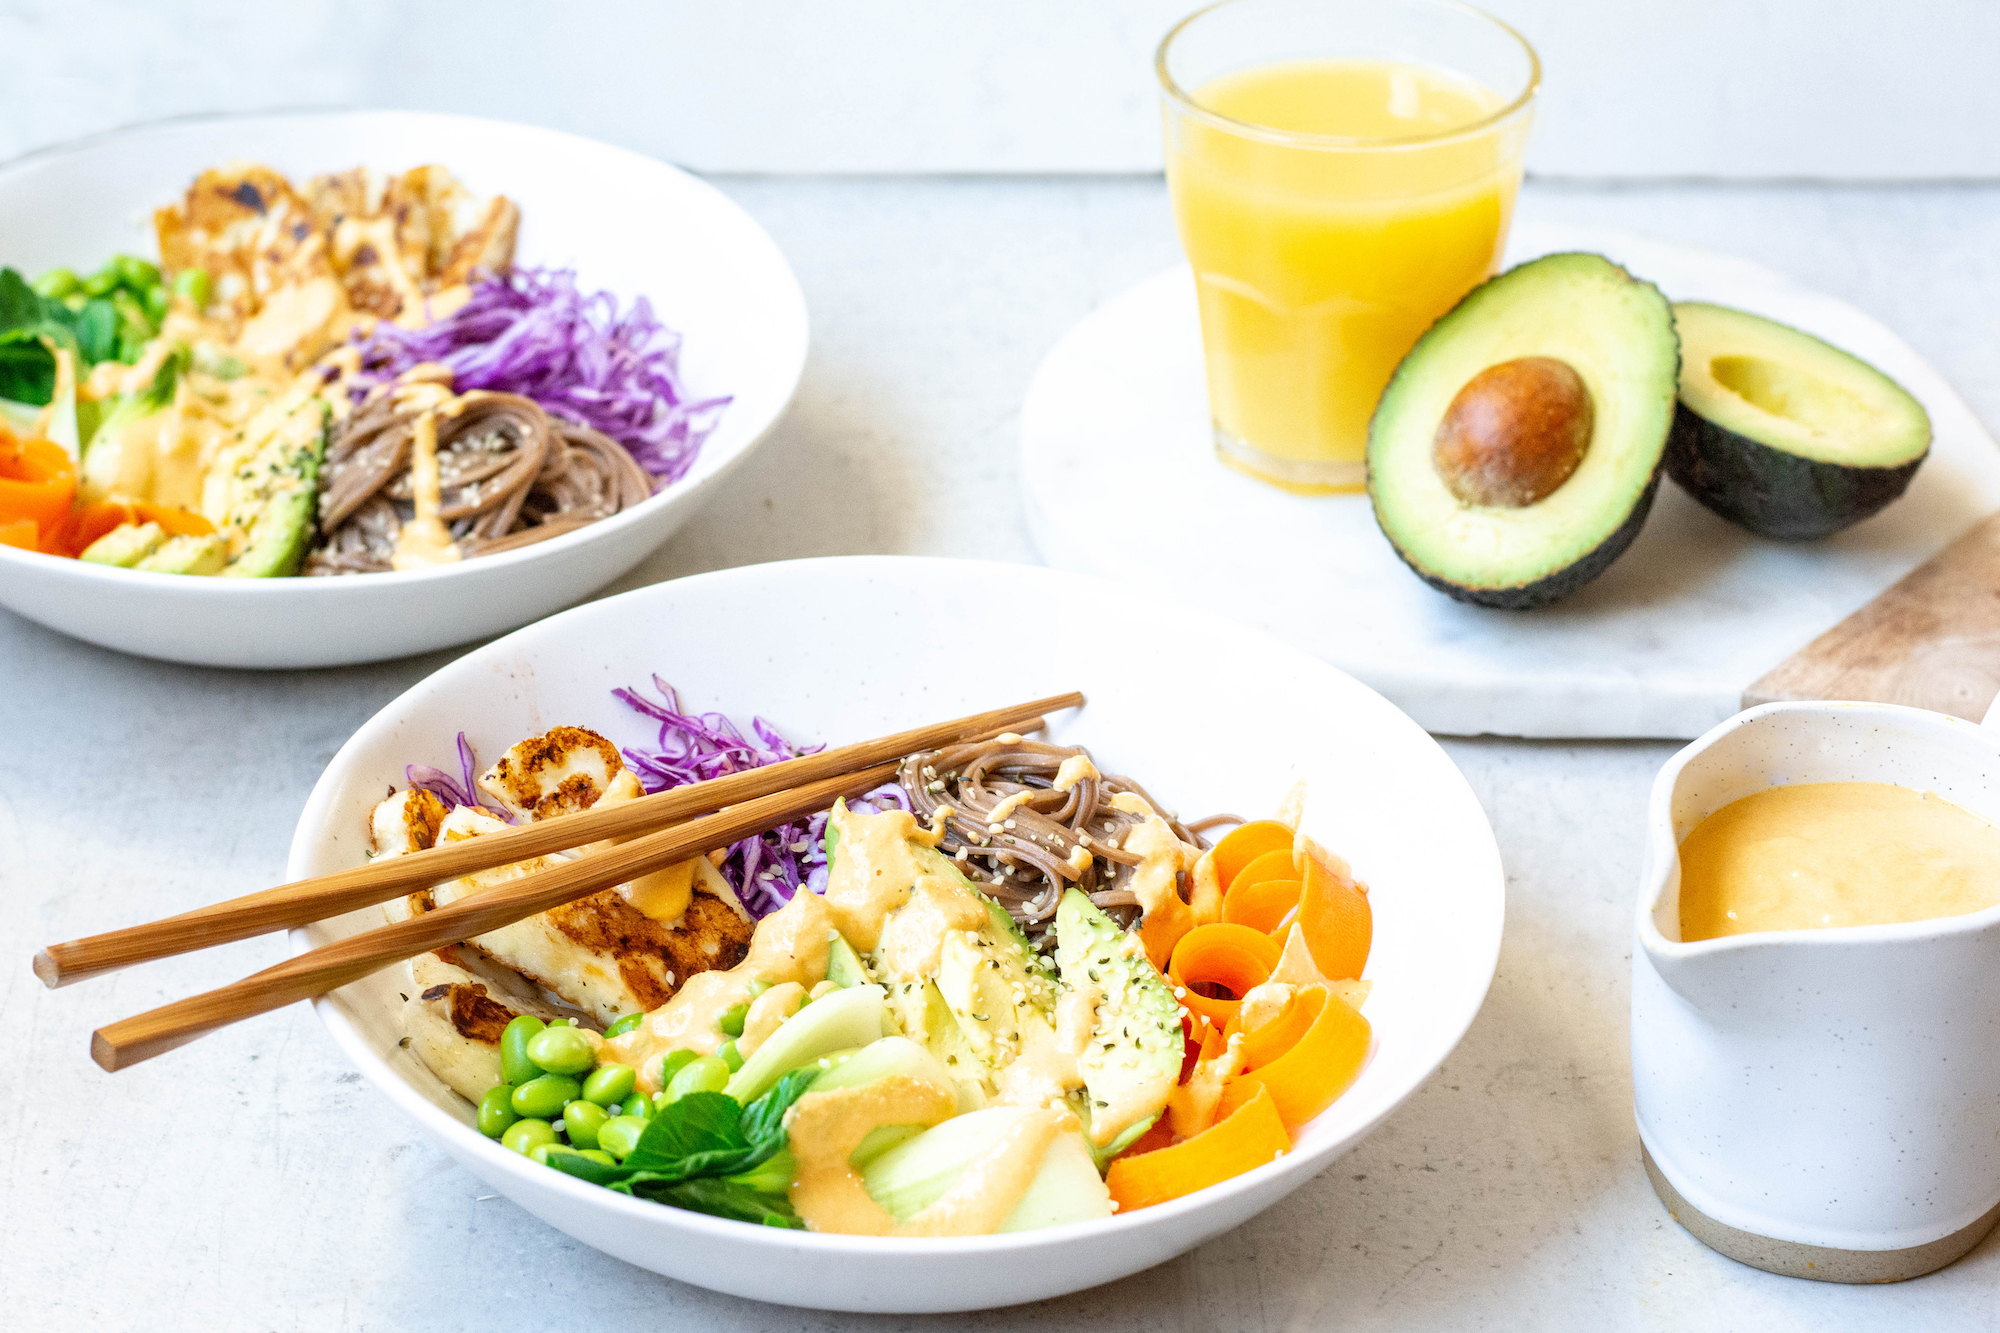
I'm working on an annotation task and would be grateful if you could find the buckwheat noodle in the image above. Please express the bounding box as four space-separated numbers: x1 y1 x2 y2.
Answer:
306 389 655 575
898 738 1231 943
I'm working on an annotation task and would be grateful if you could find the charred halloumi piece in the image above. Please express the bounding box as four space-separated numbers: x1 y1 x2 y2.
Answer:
365 728 755 1031
154 163 333 327
401 946 586 1102
305 164 517 320
420 804 753 1025
371 786 448 859
478 726 625 822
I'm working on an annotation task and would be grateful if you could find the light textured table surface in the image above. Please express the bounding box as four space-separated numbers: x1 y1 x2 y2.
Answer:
6 175 1999 1330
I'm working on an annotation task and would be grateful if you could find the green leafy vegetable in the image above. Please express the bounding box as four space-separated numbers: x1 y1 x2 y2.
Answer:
0 267 133 406
546 1064 821 1228
649 1177 802 1228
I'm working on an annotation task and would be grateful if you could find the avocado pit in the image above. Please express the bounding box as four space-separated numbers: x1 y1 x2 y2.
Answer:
1432 356 1594 508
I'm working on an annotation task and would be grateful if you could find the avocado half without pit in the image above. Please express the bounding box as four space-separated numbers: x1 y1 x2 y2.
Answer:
1367 252 1681 609
1665 302 1931 540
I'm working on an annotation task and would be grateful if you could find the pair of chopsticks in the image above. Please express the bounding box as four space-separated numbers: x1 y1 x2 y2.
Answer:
37 691 1084 1072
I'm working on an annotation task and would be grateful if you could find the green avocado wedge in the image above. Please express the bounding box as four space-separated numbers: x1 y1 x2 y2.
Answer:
1367 252 1680 610
1053 888 1182 1157
1665 302 1931 540
212 389 327 578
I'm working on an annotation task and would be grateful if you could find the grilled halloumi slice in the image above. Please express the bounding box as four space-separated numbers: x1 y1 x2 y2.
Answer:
401 947 577 1103
367 726 755 1039
477 725 625 822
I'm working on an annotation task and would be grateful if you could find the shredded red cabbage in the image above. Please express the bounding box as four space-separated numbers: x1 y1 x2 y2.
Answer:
346 267 731 483
614 677 909 916
407 732 515 822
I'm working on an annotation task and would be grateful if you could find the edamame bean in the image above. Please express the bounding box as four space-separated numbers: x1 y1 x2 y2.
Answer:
617 1094 654 1119
604 1011 643 1039
511 1073 582 1120
115 255 161 290
476 1085 519 1138
142 284 170 323
582 1063 636 1107
717 1003 749 1038
656 1049 698 1087
530 1142 578 1166
500 1015 546 1085
576 1149 616 1166
525 1024 595 1076
82 266 119 297
33 268 80 299
562 1099 610 1150
173 267 211 310
597 1115 648 1160
663 1055 730 1103
500 1117 557 1156
718 1040 744 1072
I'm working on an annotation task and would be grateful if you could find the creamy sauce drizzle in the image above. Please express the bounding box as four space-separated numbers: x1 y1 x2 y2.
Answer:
737 982 806 1058
1053 754 1099 792
1678 782 2000 941
389 410 462 570
786 1075 1073 1237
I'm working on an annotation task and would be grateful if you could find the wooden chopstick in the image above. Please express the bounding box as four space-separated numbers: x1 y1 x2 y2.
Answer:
91 760 901 1071
36 691 1080 989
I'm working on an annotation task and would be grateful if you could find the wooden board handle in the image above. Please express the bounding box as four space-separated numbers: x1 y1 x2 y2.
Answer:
1743 512 2000 721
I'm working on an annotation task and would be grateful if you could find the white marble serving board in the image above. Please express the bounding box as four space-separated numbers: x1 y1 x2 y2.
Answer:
1020 221 2000 739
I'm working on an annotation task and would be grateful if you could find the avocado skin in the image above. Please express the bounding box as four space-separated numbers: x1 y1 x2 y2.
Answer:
1390 463 1664 611
1665 402 1926 541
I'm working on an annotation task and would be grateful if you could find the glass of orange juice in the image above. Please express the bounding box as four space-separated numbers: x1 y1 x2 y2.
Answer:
1159 0 1539 494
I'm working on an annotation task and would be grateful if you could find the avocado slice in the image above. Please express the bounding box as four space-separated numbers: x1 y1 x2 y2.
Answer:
1053 888 1183 1153
1368 252 1680 609
826 932 873 988
135 531 228 575
79 521 165 568
206 388 327 578
1665 302 1931 540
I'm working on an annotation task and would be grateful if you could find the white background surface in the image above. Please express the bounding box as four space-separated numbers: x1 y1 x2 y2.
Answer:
8 174 2000 1329
7 0 2000 178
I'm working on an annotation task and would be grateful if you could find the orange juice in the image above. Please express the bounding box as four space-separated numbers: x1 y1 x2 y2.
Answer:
1166 59 1527 492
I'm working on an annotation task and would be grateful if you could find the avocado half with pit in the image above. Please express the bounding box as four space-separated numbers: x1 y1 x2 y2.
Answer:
1367 252 1680 609
1665 302 1930 540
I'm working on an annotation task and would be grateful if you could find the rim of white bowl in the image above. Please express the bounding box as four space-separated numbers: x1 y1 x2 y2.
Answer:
292 554 1506 1253
0 107 808 592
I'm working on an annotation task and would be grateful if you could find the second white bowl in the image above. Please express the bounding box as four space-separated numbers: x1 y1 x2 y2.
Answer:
0 110 808 668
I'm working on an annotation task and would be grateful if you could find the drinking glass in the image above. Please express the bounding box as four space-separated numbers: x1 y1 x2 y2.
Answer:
1159 0 1539 493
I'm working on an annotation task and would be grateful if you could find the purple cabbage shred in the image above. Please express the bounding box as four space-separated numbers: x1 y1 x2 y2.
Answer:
613 677 908 917
406 732 514 822
346 267 731 484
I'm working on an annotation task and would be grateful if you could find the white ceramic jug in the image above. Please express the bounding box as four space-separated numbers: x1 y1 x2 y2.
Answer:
1632 700 2000 1282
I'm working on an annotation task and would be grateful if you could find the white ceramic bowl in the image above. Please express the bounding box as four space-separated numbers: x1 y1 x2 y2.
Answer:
287 556 1504 1311
0 111 807 668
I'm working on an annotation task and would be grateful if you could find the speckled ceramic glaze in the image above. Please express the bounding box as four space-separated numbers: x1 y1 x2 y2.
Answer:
1632 701 2000 1281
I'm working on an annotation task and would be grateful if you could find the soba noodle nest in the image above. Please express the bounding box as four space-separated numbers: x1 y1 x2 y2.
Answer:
898 738 1239 945
305 388 655 575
